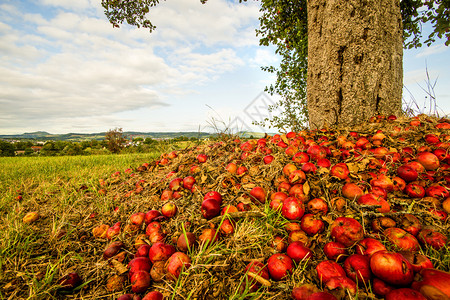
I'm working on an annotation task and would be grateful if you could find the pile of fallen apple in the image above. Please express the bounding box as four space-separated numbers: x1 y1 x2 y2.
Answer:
78 115 450 299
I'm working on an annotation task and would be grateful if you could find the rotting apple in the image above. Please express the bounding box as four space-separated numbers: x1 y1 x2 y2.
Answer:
385 288 427 300
330 217 364 247
411 268 450 299
177 232 197 253
325 276 357 295
417 228 448 250
315 260 347 283
398 251 433 273
244 261 270 292
383 227 420 252
307 198 328 215
130 270 151 293
417 151 440 170
342 182 364 200
165 252 191 281
148 242 176 264
300 214 325 236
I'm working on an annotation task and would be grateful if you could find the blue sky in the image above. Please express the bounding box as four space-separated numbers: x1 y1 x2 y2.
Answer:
0 0 448 134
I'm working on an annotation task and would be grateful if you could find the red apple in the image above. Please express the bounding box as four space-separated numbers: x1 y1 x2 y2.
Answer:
355 238 386 257
405 183 426 198
400 214 422 236
128 257 152 280
369 250 414 286
129 212 145 227
130 270 151 293
343 254 372 284
398 251 433 273
144 210 161 224
357 193 390 213
58 272 82 291
307 198 328 215
106 222 121 240
292 152 310 164
291 284 320 300
417 228 448 250
397 165 419 182
263 155 274 164
148 242 176 264
250 186 266 204
324 276 357 295
165 252 191 280
316 260 347 283
300 214 325 236
411 268 450 299
286 241 313 263
330 163 350 180
307 145 327 161
244 261 270 292
161 201 177 218
199 228 219 247
372 277 395 297
383 227 420 252
342 183 364 200
323 241 348 261
103 241 125 259
281 197 305 220
417 152 440 170
330 217 364 247
289 169 307 184
204 191 222 205
182 176 196 190
267 253 293 281
196 154 207 163
142 291 164 300
385 288 427 300
307 292 338 300
201 198 221 220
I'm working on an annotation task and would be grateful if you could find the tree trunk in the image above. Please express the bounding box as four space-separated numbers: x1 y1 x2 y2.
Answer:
306 0 403 129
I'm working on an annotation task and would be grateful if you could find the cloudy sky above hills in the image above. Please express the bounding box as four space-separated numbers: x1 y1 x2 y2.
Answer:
0 0 448 134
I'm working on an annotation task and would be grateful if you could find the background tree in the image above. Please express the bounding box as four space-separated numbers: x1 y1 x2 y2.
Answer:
101 0 449 129
105 127 127 153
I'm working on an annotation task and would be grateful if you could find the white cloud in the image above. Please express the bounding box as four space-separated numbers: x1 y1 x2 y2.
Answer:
0 0 263 133
415 43 447 58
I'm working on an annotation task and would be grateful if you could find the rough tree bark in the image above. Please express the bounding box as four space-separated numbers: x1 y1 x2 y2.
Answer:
306 0 403 129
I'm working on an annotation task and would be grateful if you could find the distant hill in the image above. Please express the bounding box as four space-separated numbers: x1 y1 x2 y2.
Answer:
0 131 214 142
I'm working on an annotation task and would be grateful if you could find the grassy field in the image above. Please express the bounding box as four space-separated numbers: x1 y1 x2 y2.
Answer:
0 153 161 299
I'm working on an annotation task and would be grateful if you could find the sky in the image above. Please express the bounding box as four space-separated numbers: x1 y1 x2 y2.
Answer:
0 0 449 135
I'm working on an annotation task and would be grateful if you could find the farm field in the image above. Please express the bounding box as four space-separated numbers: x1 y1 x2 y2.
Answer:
1 115 450 300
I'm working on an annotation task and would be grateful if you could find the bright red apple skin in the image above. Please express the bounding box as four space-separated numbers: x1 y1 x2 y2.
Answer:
286 241 313 263
201 198 221 220
372 277 395 297
204 191 222 205
307 292 338 300
330 217 364 247
383 227 420 252
397 165 419 182
405 183 426 198
182 176 196 190
355 238 386 257
323 241 348 261
281 197 305 220
385 288 427 300
165 252 191 281
130 270 151 293
148 242 176 264
316 260 347 283
291 284 320 300
411 268 450 299
357 193 390 213
128 257 152 279
144 210 161 224
369 250 414 286
267 253 294 281
250 186 266 204
244 261 270 292
417 152 440 170
343 254 372 285
330 163 350 180
142 291 164 300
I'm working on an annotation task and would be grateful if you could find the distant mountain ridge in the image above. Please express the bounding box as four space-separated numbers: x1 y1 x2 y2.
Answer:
0 131 214 141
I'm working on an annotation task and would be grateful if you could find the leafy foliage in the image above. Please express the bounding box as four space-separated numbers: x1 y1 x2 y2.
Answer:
105 127 127 153
101 0 449 131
